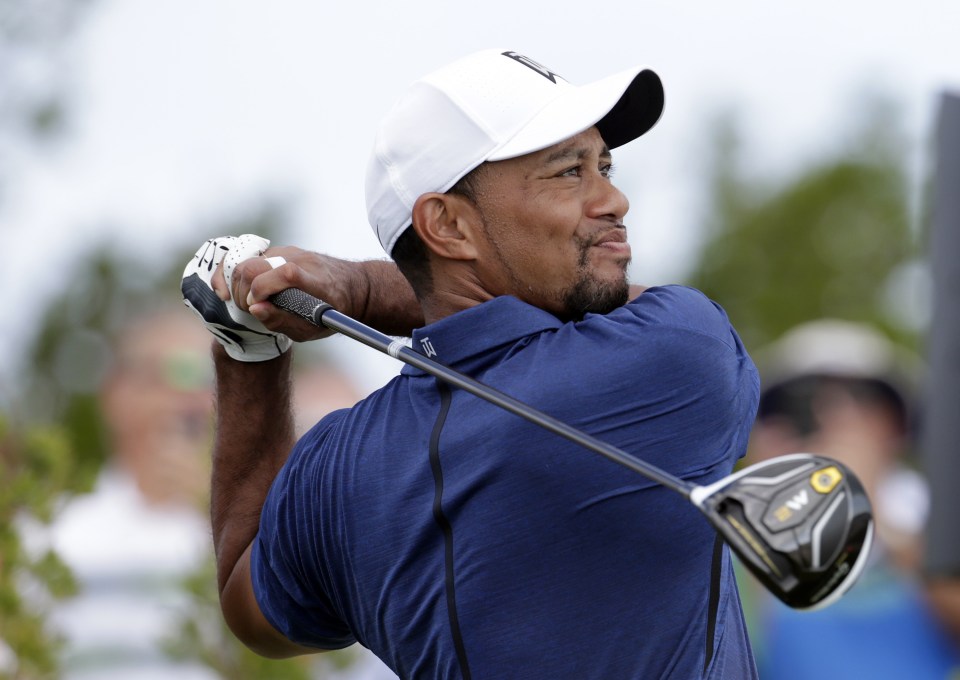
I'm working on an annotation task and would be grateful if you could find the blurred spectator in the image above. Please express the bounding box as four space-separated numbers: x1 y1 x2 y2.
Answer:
30 305 217 680
13 299 397 678
743 319 960 679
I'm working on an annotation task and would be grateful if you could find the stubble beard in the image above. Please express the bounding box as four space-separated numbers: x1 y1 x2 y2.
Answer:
480 209 631 321
559 243 631 321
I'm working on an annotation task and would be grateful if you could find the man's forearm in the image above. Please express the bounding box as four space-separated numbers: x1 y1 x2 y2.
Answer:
238 251 424 340
210 343 296 594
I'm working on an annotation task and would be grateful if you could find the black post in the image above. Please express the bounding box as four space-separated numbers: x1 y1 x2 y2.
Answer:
923 91 960 576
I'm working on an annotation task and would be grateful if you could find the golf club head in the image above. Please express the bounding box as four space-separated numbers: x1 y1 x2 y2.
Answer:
691 453 873 610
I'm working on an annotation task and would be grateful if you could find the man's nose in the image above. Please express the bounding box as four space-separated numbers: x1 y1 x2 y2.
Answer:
587 175 629 222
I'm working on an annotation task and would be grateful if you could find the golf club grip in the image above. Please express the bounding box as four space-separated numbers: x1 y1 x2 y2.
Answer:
270 288 333 326
269 287 693 497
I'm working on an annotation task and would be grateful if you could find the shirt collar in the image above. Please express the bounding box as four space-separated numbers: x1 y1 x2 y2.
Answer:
404 296 563 375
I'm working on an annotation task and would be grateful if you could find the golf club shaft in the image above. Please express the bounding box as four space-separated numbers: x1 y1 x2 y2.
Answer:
271 288 694 497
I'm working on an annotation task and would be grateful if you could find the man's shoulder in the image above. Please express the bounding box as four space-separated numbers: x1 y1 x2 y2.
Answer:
623 285 725 323
581 285 736 347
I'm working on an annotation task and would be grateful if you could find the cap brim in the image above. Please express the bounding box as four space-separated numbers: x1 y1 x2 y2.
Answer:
488 66 664 161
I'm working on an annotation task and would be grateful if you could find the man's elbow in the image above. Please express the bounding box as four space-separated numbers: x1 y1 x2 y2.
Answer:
228 621 305 659
219 549 323 659
221 594 326 659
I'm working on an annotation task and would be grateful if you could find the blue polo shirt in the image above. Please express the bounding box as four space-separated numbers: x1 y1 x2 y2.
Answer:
252 286 760 679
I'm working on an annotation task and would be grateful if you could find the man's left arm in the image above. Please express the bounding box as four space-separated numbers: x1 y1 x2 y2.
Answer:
210 345 319 658
181 235 327 657
216 247 425 340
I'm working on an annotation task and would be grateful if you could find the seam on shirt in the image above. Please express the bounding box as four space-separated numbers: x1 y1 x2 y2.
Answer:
703 533 725 675
429 381 472 679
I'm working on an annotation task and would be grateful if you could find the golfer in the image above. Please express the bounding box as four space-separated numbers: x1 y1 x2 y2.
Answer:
182 49 760 679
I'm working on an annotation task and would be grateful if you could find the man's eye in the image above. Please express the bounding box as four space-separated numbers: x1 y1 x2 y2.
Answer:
557 163 615 179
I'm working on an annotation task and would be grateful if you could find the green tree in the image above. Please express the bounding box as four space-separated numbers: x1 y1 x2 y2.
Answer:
687 99 920 352
1 4 98 676
0 415 79 679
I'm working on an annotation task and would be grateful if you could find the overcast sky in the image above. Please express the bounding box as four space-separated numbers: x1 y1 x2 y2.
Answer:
2 0 958 394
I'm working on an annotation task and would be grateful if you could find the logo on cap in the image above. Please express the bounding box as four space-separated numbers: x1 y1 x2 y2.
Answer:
501 51 564 84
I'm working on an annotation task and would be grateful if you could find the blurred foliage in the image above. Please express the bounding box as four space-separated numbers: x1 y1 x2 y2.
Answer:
1 4 96 677
687 97 922 352
0 414 80 680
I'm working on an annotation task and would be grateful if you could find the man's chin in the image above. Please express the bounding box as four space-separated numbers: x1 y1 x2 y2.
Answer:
561 276 630 320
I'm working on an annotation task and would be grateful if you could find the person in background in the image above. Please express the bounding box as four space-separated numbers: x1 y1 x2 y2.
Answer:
744 319 960 679
25 303 391 679
40 305 217 680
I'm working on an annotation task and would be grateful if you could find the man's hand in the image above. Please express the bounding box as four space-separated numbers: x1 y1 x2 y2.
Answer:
181 235 293 361
213 247 368 342
215 246 426 339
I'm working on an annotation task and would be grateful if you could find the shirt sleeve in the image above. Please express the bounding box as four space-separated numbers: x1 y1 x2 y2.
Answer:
563 284 759 482
618 285 746 351
250 418 357 650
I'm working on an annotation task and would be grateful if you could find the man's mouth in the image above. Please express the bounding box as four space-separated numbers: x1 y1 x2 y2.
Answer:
592 227 631 256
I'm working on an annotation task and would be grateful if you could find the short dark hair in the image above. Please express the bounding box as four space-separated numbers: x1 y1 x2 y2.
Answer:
391 166 485 300
446 166 482 204
391 226 433 300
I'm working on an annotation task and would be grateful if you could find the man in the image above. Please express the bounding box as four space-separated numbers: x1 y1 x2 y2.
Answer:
182 49 760 679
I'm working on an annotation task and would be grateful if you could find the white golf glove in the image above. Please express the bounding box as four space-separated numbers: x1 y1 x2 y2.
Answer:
181 234 293 362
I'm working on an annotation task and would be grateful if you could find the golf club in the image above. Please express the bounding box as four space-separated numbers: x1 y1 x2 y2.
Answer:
270 287 874 610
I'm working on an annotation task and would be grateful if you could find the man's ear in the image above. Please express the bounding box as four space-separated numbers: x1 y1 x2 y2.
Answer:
411 193 481 261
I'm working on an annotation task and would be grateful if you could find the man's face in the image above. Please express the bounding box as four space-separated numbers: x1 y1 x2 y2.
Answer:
467 127 632 320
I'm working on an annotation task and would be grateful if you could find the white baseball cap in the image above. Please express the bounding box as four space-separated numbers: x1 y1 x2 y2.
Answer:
365 49 665 255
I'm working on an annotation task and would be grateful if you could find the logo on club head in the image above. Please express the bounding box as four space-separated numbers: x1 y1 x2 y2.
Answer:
773 489 810 522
